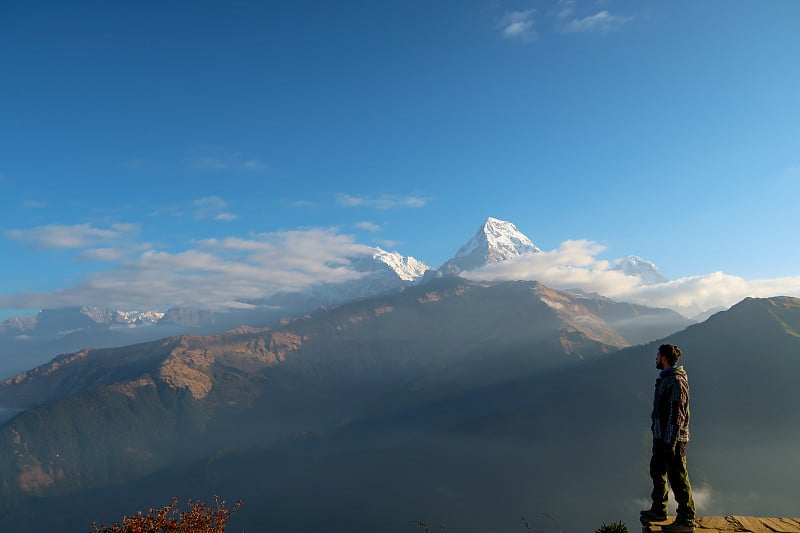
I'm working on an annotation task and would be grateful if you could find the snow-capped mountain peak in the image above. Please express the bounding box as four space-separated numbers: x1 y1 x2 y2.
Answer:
614 255 668 285
113 309 166 326
439 217 541 274
305 247 431 306
78 306 165 327
369 247 430 282
0 306 166 340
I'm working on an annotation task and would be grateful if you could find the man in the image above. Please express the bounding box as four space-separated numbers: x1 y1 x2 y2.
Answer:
640 343 696 532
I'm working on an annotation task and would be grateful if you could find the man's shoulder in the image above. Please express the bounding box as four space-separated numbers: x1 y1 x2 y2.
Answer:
673 369 690 390
659 368 689 386
670 365 688 377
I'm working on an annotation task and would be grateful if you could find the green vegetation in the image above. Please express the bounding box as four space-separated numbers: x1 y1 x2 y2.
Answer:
596 521 629 533
0 383 208 500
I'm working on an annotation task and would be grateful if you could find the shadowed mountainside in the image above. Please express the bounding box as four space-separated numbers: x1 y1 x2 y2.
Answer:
53 295 794 533
0 277 706 531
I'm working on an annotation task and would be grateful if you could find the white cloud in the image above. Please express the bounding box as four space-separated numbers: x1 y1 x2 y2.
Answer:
462 240 800 317
286 199 319 208
149 205 185 218
355 221 381 233
185 148 267 172
6 223 138 249
336 193 431 210
21 200 48 208
192 196 238 221
240 160 266 171
149 197 238 221
0 228 375 312
111 223 138 233
556 0 576 19
562 10 632 33
692 485 713 514
498 9 537 41
631 484 712 518
5 226 799 319
79 248 127 262
504 20 534 38
187 158 267 172
193 196 228 211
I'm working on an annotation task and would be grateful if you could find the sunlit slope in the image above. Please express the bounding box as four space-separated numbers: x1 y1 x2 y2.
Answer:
0 276 694 509
2 295 795 532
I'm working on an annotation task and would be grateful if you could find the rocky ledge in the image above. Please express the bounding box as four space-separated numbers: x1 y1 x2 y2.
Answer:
644 517 800 533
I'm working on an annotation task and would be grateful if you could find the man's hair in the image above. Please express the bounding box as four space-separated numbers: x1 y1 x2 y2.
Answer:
658 343 682 366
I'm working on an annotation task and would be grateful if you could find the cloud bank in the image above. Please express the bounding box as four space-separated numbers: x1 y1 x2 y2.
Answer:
2 228 799 318
0 227 373 312
6 223 139 249
461 240 800 317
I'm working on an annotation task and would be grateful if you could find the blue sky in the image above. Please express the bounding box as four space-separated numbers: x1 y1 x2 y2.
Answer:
2 1 799 319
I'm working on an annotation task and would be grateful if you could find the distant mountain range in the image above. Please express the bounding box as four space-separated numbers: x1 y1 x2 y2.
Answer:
0 276 691 410
0 218 671 350
0 285 797 532
0 306 164 337
0 277 691 501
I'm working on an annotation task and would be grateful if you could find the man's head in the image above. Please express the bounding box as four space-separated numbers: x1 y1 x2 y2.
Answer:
656 343 682 370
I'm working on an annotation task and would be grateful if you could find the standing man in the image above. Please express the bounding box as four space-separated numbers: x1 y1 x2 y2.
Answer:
641 343 696 532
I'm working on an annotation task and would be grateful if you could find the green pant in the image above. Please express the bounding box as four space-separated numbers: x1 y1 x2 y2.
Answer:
649 440 696 521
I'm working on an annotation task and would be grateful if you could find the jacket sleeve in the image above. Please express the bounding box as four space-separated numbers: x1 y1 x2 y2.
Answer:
663 377 689 446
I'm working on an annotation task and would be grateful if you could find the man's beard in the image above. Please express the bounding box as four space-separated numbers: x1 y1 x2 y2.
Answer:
656 359 664 370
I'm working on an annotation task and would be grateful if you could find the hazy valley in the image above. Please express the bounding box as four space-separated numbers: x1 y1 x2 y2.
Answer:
0 220 797 532
1 283 798 531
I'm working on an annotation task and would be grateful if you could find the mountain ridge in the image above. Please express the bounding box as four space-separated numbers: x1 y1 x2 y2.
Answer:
0 217 671 350
0 277 697 506
1 295 797 532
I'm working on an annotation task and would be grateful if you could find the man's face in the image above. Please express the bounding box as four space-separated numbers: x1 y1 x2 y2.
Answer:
656 351 665 370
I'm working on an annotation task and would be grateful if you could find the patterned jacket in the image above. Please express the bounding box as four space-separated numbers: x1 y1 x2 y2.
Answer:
651 365 690 446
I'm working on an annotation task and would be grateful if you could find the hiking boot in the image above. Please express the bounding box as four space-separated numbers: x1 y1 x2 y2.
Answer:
662 519 696 533
640 509 668 525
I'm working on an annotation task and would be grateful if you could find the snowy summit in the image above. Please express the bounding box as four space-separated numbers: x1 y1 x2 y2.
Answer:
307 247 432 306
367 248 430 282
439 217 541 274
614 256 669 285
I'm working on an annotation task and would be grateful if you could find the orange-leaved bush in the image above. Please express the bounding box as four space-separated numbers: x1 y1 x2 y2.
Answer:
90 496 243 533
